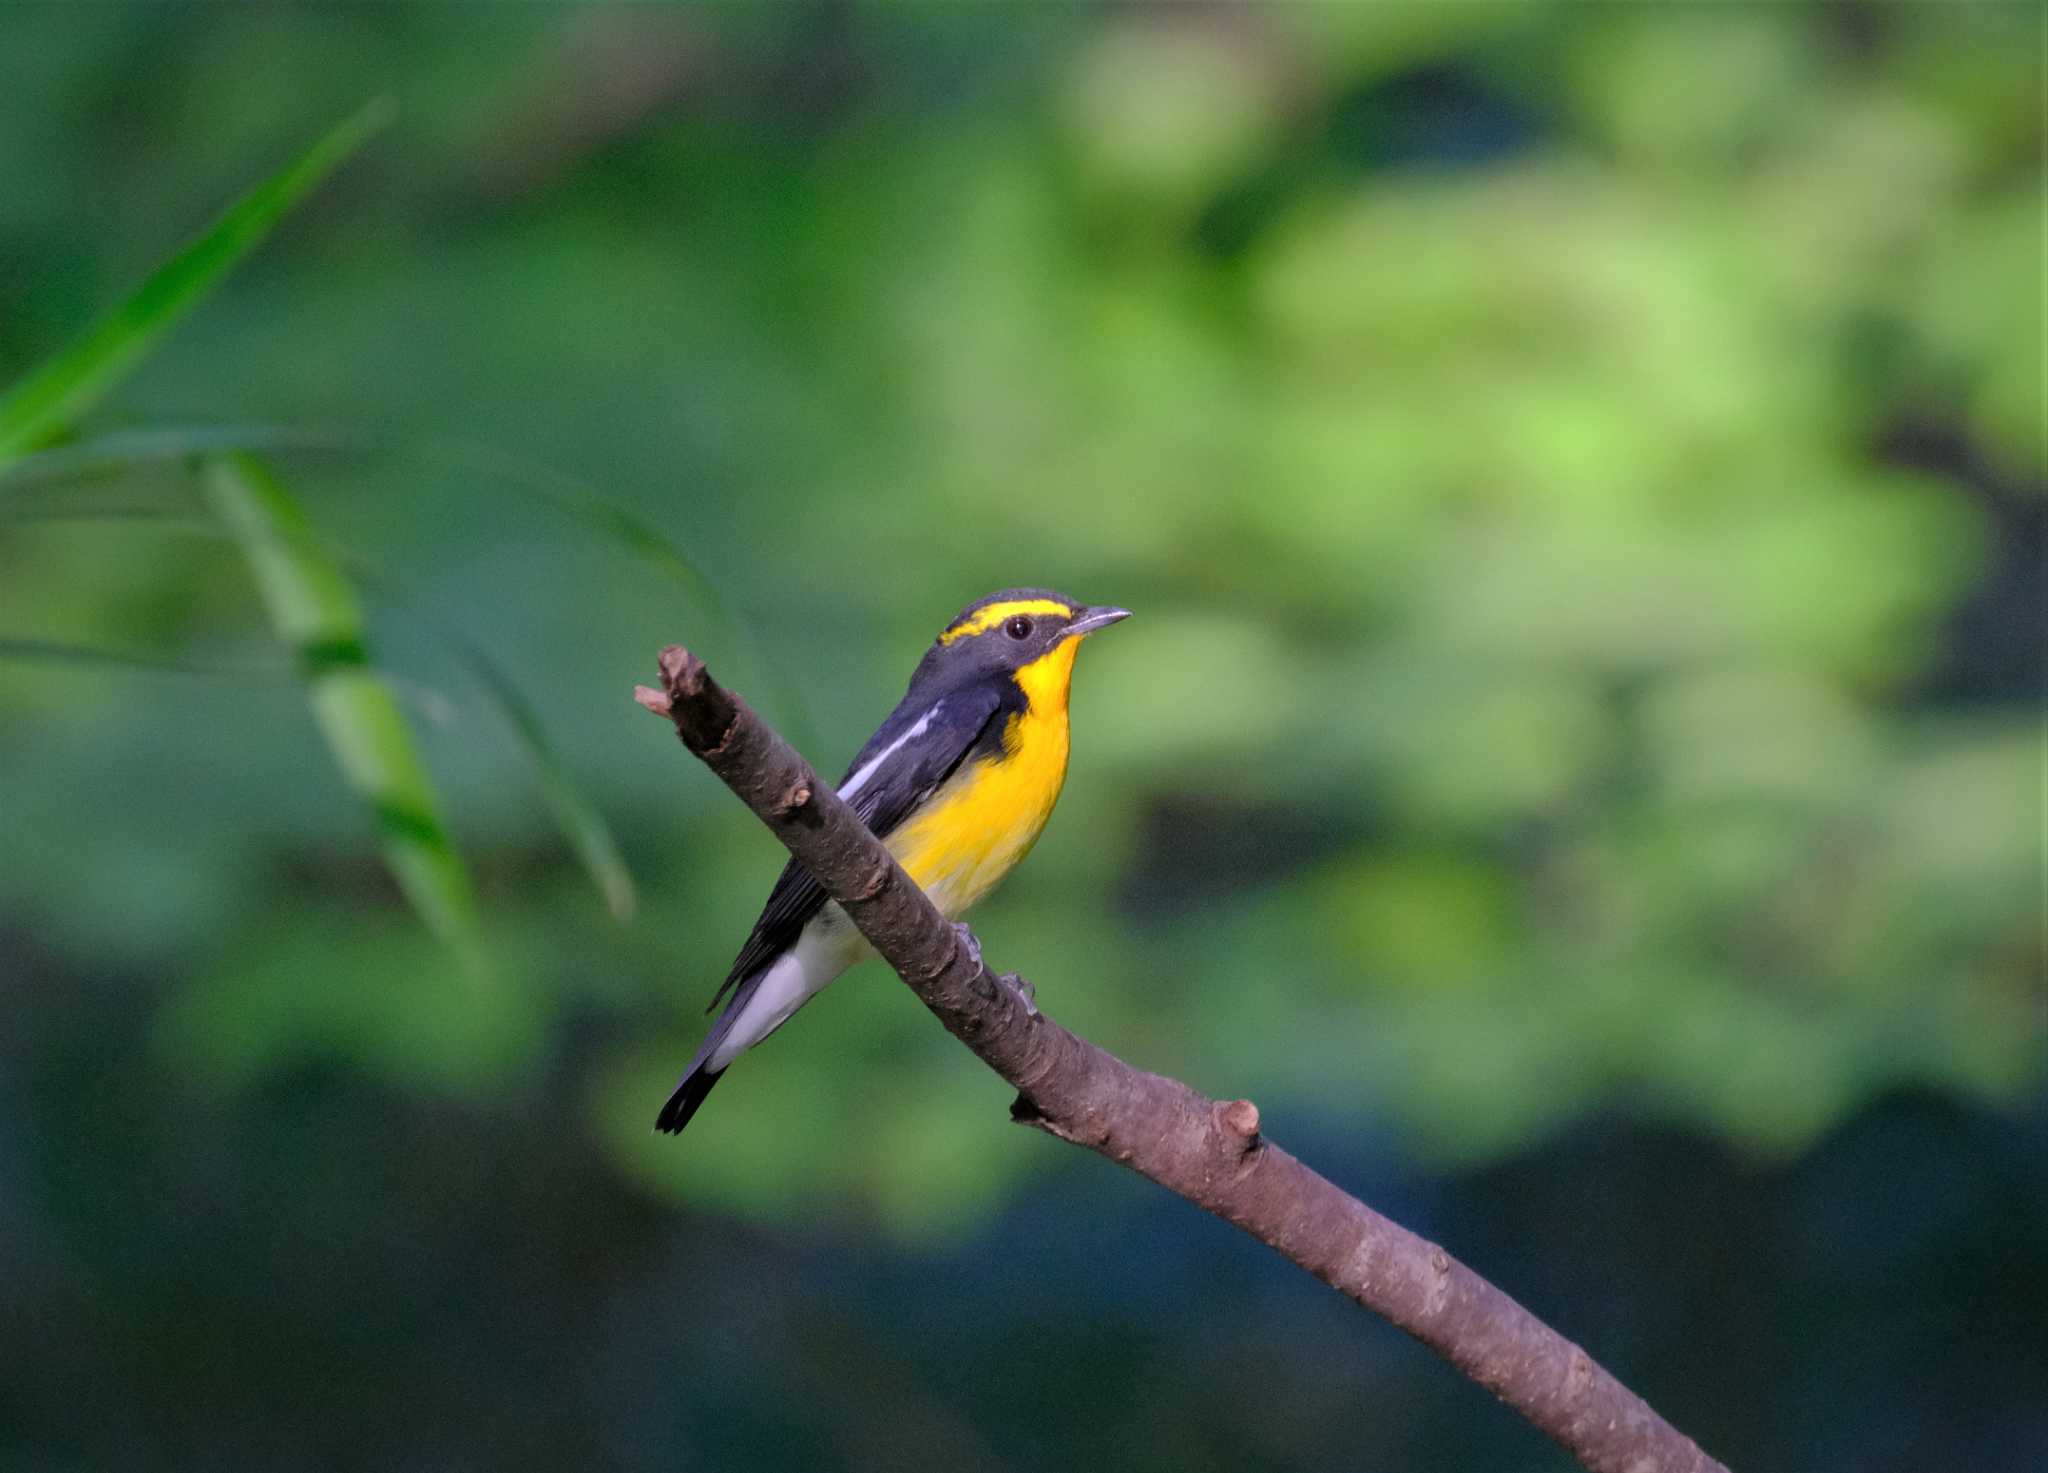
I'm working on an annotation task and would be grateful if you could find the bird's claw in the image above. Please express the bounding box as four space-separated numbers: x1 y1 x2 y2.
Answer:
952 922 983 971
951 924 1036 1018
999 971 1039 1020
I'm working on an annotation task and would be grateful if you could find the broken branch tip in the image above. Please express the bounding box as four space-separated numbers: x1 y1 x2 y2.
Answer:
657 644 705 697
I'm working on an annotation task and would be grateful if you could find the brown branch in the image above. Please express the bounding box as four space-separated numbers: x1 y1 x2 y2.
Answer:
636 645 1729 1473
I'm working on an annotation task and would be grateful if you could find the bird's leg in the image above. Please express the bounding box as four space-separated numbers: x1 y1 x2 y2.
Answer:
952 923 1038 1019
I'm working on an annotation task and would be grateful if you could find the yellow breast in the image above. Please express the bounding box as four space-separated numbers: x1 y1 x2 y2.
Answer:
885 637 1079 918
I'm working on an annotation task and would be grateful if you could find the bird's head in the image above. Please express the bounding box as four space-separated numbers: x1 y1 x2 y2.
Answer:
911 588 1130 709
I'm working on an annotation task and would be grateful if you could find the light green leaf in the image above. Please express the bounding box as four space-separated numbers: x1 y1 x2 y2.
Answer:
0 99 392 469
3 490 637 924
200 450 490 981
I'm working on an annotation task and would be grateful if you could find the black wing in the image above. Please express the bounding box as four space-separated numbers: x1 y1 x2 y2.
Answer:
705 680 1007 1011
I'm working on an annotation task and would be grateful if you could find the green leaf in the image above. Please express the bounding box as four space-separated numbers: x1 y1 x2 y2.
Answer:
323 550 640 926
199 450 490 980
3 483 637 924
0 423 345 490
0 637 291 680
0 99 392 469
0 420 808 740
437 631 639 923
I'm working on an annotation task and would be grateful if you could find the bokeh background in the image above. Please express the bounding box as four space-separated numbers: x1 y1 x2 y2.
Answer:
2 4 2042 1470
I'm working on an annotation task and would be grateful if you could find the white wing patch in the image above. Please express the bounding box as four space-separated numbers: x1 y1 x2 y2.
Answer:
838 700 942 801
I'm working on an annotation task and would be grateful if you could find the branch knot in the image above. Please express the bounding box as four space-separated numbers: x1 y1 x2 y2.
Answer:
773 780 812 817
1218 1098 1261 1155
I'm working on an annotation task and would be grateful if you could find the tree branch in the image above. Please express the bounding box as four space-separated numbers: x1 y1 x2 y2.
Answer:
636 645 1728 1473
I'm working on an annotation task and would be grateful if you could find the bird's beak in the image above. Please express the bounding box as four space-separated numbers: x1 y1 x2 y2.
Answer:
1066 605 1132 637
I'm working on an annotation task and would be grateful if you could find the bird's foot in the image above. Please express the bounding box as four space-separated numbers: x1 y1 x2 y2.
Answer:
952 922 983 971
998 971 1039 1020
951 924 1036 1018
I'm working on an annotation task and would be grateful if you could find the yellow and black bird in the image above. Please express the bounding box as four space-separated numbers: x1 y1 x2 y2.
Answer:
656 588 1129 1134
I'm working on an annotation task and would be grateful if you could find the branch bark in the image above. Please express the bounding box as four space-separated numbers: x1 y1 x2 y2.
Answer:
636 645 1728 1473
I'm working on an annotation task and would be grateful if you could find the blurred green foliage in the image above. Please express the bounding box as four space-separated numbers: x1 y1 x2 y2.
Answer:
3 8 2044 1472
0 2 2039 1239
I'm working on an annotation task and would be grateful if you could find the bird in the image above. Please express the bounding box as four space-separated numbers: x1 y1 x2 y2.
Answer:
656 588 1130 1134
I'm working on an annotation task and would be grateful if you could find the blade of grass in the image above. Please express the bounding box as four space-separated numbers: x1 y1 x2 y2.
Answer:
0 419 818 749
410 436 817 752
0 630 466 734
6 495 638 922
433 630 638 922
0 423 346 490
317 543 639 924
200 450 490 981
0 637 293 680
0 100 392 470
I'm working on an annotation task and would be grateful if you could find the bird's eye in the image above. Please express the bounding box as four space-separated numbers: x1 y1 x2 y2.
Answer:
1004 616 1033 640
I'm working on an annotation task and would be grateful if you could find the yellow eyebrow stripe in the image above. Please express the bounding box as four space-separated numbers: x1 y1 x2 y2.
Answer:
938 598 1073 645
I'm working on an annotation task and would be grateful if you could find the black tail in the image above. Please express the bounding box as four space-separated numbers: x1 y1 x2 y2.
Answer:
655 1065 726 1135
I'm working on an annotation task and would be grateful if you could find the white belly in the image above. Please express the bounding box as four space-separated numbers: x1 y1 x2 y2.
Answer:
707 903 869 1070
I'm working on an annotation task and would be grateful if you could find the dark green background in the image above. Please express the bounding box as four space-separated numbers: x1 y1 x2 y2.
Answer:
2 4 2041 1470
